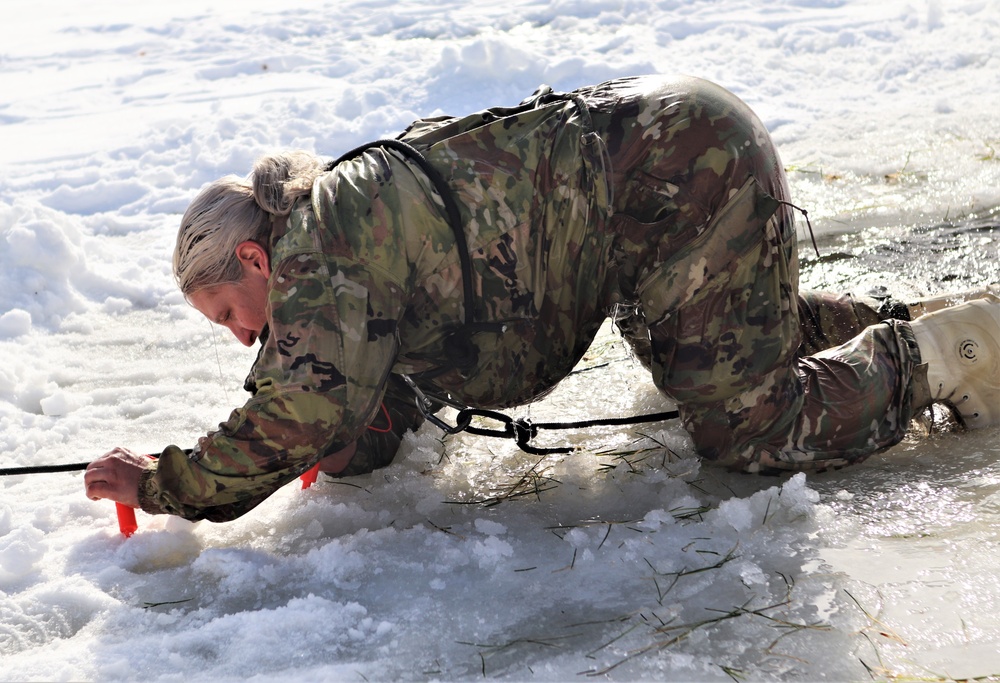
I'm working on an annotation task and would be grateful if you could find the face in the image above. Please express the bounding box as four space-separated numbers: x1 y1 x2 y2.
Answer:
189 241 271 347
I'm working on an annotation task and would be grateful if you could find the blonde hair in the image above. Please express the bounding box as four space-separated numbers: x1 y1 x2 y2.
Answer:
174 150 326 295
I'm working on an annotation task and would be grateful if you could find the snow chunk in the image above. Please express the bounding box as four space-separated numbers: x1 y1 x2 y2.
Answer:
562 527 591 548
0 525 47 586
39 390 93 416
716 496 756 532
472 535 514 570
0 309 31 338
473 518 507 536
0 202 87 328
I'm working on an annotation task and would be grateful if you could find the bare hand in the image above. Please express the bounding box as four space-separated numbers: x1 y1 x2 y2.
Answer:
84 447 151 508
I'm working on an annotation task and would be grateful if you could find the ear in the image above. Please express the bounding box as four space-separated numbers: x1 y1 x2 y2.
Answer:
235 240 272 279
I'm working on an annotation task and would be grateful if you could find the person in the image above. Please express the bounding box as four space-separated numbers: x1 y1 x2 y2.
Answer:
83 74 1000 522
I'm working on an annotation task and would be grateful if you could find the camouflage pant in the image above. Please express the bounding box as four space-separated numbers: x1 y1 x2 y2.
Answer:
585 76 922 473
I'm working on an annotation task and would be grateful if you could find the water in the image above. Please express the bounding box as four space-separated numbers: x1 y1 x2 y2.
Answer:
800 210 1000 298
798 211 1000 678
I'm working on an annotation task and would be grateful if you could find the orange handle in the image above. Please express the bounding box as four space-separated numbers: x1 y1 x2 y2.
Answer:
116 503 138 538
300 463 321 489
114 453 157 538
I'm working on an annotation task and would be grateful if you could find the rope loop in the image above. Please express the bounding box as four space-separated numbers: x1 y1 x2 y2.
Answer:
459 408 515 438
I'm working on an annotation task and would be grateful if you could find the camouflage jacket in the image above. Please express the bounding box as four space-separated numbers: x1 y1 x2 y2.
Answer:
139 87 614 521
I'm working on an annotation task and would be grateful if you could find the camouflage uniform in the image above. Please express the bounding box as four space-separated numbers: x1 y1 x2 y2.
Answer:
139 75 922 521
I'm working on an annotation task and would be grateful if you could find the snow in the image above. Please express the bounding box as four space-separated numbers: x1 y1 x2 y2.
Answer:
2 0 1000 679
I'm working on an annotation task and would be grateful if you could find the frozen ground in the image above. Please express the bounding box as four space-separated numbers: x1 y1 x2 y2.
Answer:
1 0 1000 680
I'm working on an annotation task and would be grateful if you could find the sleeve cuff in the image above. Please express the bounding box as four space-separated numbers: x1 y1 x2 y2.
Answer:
137 465 167 516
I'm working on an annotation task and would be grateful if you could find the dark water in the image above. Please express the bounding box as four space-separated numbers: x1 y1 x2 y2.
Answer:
800 210 1000 296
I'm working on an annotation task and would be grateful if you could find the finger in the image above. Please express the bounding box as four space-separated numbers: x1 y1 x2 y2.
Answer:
86 453 117 471
86 478 124 503
86 448 134 473
84 469 112 499
86 480 107 501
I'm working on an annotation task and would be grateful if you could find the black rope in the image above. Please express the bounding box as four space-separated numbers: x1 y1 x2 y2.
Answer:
1 405 682 475
776 199 820 258
0 462 90 476
459 407 680 455
401 372 681 456
1 453 165 477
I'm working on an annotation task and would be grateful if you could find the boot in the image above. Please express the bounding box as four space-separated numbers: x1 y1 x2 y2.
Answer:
906 285 1000 319
909 298 1000 429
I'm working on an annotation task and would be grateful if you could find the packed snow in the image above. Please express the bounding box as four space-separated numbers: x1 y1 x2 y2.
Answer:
2 0 1000 680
